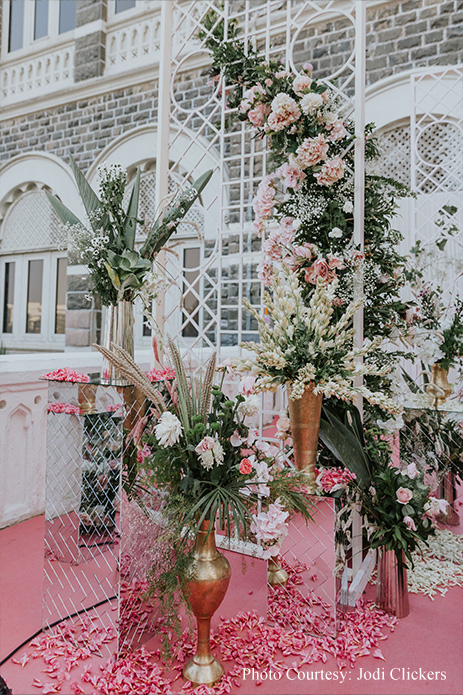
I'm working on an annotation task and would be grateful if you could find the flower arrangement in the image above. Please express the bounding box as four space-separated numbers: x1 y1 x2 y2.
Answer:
41 368 89 383
405 208 463 371
236 263 399 413
362 463 436 566
316 466 357 495
47 156 212 306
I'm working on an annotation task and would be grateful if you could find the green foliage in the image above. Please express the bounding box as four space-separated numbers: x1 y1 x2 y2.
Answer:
47 158 213 305
363 466 434 567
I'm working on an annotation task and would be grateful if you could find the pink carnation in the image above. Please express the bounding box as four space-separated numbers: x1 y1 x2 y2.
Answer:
240 458 253 475
296 134 329 168
276 158 306 190
396 487 413 504
316 467 357 494
315 155 345 186
41 368 89 383
147 367 176 382
267 93 301 132
47 402 81 415
328 119 348 142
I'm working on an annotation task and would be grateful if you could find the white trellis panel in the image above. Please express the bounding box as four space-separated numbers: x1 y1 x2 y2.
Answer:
155 0 369 606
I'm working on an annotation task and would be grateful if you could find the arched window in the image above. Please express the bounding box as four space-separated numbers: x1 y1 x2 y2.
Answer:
0 184 67 351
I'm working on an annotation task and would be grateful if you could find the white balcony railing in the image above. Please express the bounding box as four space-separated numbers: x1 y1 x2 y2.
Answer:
1 43 74 106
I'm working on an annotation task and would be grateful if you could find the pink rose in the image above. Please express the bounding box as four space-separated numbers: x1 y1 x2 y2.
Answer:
315 155 345 186
195 436 215 454
406 462 418 479
248 102 266 127
403 516 416 531
396 487 413 505
327 253 344 270
304 258 336 285
296 134 329 168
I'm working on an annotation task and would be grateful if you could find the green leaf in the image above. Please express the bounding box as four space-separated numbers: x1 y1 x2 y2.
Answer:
45 191 82 227
104 262 121 289
69 153 104 231
124 168 140 251
318 418 371 488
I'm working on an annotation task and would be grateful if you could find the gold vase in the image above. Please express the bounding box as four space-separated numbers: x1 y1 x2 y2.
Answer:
437 471 460 526
426 363 452 407
287 383 322 484
101 301 134 385
77 383 97 414
376 548 409 618
267 556 288 587
182 520 231 687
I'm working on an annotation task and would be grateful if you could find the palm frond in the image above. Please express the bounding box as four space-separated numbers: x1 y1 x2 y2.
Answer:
167 339 192 427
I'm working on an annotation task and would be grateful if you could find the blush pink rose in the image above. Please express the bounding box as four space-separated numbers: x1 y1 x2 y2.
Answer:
304 258 336 285
248 102 266 127
267 93 301 132
396 487 413 505
292 74 313 95
315 155 345 186
403 515 416 531
296 134 329 168
276 159 306 190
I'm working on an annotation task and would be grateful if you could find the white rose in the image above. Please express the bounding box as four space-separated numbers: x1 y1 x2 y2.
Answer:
328 227 343 239
155 411 183 447
343 200 354 213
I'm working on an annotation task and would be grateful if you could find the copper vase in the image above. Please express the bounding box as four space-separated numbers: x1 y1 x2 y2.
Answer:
267 555 288 587
376 548 409 618
437 471 460 526
287 383 322 484
426 363 453 407
182 520 231 686
101 301 134 385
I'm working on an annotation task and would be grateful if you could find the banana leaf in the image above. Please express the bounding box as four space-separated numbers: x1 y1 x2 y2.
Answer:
318 415 371 489
141 169 213 260
69 154 105 231
124 168 140 251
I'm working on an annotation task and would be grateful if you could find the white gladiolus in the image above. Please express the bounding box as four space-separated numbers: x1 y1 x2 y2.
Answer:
155 411 183 447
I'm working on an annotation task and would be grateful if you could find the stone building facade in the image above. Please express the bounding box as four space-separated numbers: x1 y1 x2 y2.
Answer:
0 0 461 353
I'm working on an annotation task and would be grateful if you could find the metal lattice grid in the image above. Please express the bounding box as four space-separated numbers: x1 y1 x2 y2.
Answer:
268 498 339 638
43 382 123 652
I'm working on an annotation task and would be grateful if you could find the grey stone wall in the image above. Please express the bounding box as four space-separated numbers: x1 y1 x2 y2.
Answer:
1 0 462 349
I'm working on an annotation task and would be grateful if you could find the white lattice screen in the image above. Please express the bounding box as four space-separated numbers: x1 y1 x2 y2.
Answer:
411 67 463 307
1 188 62 252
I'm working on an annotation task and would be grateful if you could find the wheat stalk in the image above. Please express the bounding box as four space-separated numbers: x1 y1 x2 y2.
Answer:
94 344 166 412
200 352 217 422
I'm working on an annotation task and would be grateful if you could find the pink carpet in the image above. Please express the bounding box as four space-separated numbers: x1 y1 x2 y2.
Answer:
1 514 462 695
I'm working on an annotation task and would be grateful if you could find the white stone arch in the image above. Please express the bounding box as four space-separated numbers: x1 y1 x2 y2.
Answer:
86 123 223 233
0 152 85 235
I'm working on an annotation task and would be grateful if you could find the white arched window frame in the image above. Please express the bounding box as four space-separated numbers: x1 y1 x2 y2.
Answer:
0 152 81 352
88 124 221 351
